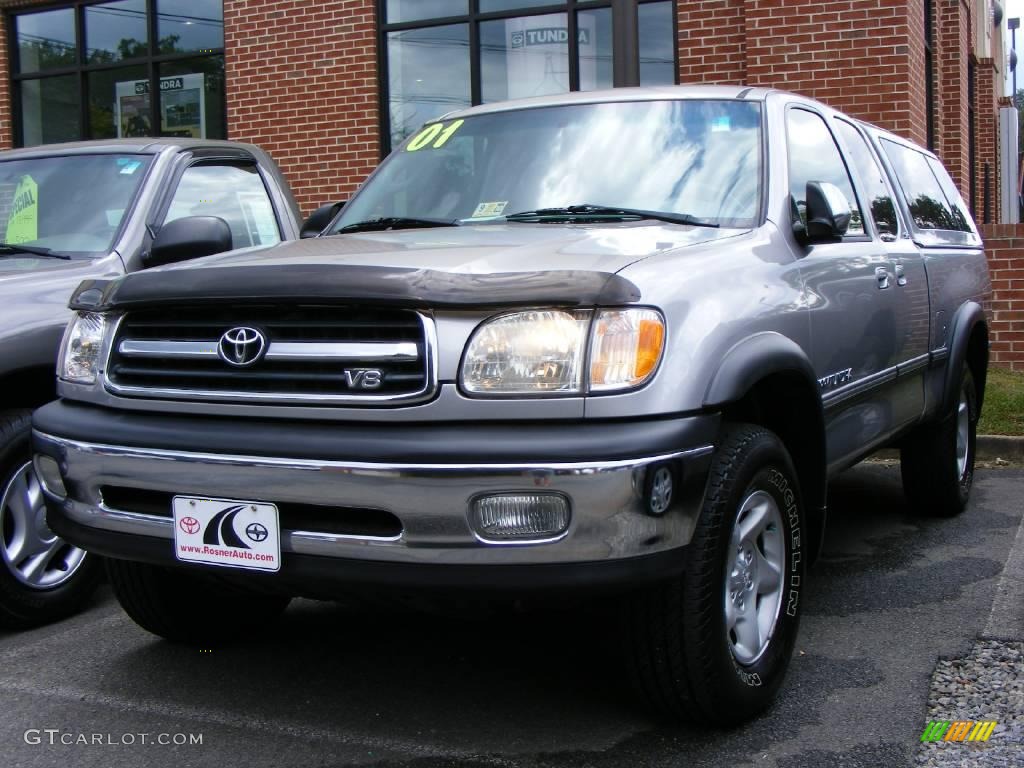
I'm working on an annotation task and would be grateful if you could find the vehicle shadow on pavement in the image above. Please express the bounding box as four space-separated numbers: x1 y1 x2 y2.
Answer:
44 465 1017 767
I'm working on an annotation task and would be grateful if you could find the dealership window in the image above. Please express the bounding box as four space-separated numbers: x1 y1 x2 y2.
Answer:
381 0 677 152
9 1 224 147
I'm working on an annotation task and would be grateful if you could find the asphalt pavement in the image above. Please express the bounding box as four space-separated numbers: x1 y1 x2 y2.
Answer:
1 464 1022 768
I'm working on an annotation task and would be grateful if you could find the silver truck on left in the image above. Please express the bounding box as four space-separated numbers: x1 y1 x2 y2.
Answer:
0 138 301 627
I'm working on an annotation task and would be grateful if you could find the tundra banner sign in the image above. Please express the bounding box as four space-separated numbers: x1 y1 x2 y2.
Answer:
115 73 206 139
505 14 597 99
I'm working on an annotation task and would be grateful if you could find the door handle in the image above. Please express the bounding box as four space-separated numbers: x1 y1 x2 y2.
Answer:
875 266 890 289
894 263 907 286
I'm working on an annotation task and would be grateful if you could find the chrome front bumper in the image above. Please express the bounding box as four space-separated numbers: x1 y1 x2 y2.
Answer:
34 431 714 569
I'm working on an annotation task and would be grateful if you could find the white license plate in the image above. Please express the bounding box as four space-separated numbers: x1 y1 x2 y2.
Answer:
173 496 281 572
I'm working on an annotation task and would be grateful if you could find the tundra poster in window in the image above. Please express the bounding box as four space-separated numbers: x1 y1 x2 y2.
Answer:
115 73 206 139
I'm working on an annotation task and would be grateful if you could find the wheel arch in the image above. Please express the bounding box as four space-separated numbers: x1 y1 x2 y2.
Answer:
703 332 827 562
943 302 988 415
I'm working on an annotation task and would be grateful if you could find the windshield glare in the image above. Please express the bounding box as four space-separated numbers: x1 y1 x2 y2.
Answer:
0 154 151 256
334 100 763 231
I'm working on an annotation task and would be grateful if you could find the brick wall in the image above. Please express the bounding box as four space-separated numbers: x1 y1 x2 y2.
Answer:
676 0 987 206
974 58 1000 223
224 0 380 217
981 224 1024 371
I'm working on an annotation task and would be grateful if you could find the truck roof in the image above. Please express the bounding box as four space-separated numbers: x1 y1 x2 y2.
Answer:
0 137 265 160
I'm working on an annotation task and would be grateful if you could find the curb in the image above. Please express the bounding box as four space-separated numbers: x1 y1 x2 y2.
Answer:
872 435 1024 463
977 435 1024 461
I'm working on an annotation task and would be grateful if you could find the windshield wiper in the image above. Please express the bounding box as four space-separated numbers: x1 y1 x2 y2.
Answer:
0 243 71 260
335 216 460 234
502 204 719 228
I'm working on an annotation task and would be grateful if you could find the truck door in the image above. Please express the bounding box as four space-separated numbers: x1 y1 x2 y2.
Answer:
785 107 923 472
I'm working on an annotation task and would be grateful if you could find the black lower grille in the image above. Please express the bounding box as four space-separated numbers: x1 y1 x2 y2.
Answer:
105 305 430 403
100 486 403 539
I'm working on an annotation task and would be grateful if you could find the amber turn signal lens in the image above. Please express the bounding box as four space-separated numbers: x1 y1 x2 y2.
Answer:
589 309 666 391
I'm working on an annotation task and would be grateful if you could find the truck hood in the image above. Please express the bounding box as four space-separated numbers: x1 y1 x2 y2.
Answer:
74 223 749 310
0 254 119 336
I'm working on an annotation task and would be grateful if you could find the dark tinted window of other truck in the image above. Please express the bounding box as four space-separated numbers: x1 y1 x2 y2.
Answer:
881 139 970 231
834 119 900 239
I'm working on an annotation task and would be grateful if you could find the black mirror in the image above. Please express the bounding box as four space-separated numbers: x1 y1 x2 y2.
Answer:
146 216 233 267
795 181 851 243
300 201 345 238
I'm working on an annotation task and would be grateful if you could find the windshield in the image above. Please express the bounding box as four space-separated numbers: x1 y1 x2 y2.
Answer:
333 99 763 231
0 153 152 257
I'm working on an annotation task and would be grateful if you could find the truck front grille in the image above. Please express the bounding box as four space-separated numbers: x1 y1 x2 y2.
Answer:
104 305 434 405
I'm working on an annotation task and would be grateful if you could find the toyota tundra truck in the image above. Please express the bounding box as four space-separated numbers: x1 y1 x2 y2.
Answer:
32 87 991 724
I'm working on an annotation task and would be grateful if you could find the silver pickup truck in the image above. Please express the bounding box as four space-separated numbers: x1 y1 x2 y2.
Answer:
33 86 991 724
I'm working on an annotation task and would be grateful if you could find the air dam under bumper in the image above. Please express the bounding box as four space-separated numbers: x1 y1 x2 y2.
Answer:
33 401 718 591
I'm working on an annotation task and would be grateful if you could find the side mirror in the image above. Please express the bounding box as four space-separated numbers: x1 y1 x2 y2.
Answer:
795 181 851 243
146 216 233 267
300 201 345 238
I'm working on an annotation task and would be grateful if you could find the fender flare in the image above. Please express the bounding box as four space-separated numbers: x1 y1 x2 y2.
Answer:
703 333 828 563
703 332 820 409
941 302 988 415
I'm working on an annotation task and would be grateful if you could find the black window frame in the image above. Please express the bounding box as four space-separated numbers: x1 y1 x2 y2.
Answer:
7 0 226 147
376 0 678 155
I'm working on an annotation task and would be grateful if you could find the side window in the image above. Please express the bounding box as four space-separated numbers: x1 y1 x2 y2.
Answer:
164 162 281 249
926 157 973 233
834 120 900 239
786 108 864 236
880 140 970 232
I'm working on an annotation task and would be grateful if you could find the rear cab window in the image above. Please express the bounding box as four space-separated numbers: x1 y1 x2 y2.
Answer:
879 138 980 247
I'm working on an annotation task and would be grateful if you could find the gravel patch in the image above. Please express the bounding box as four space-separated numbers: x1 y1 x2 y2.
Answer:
915 640 1024 767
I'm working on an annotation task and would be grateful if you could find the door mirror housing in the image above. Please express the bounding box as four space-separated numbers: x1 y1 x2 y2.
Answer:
146 216 234 268
795 181 852 243
300 201 345 238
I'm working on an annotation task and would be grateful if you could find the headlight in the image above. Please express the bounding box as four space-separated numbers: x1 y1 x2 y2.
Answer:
461 310 590 394
589 309 665 391
460 307 666 396
60 312 107 384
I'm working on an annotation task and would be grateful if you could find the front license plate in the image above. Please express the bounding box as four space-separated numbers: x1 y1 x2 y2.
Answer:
173 496 281 572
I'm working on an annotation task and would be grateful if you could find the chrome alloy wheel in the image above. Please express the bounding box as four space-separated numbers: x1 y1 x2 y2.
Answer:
0 461 86 589
956 390 970 481
725 489 785 665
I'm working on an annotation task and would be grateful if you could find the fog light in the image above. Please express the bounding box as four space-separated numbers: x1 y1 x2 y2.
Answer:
34 455 67 499
471 493 570 542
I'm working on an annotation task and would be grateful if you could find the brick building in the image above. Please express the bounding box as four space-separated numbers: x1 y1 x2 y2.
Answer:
0 0 1011 216
0 1 1019 365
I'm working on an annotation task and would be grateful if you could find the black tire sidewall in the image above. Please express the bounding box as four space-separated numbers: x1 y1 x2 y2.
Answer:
690 432 805 714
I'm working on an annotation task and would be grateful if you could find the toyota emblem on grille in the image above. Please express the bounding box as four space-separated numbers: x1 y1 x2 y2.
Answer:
218 326 266 367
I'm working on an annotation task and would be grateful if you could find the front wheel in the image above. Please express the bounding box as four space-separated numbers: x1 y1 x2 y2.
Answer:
621 424 805 724
0 409 101 629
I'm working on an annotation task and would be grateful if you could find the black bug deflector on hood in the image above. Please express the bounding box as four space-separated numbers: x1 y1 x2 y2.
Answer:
69 265 642 311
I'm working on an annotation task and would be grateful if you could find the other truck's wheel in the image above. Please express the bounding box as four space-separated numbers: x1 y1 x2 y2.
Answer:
0 409 101 629
621 424 804 725
900 368 977 517
106 558 291 644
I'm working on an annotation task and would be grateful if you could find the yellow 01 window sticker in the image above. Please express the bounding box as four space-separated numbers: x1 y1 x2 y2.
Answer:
405 119 464 152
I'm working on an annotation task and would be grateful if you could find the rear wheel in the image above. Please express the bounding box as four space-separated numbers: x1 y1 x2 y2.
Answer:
901 367 977 517
106 558 290 644
0 409 101 629
621 424 804 724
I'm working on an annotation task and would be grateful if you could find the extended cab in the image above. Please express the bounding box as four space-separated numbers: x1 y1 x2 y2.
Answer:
33 88 990 724
0 139 301 628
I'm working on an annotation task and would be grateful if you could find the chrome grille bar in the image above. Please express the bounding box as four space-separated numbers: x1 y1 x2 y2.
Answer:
119 340 419 362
